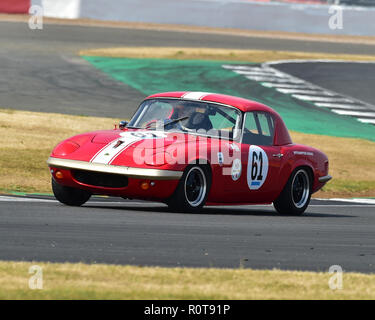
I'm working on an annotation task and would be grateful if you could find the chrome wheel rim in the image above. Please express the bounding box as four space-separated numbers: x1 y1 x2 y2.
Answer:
291 170 310 208
184 167 207 207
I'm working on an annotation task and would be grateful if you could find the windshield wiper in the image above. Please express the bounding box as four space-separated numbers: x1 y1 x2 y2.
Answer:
128 116 189 130
163 116 189 128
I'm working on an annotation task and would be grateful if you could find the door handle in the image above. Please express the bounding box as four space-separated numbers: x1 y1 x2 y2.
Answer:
272 153 283 158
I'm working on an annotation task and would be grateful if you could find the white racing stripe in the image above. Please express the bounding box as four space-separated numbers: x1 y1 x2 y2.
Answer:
90 136 139 165
91 131 168 165
182 92 211 100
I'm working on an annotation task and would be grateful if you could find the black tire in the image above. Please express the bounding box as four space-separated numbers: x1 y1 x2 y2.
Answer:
168 165 211 213
52 178 91 206
273 168 312 216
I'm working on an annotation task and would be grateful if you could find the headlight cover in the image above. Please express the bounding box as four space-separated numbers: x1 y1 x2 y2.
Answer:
52 140 80 156
144 152 173 167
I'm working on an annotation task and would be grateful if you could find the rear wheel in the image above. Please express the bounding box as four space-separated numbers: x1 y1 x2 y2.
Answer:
52 178 91 206
168 165 211 213
273 168 311 216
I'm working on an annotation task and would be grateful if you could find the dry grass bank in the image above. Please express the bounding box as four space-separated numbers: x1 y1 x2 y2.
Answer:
1 260 374 299
80 47 375 63
0 109 374 197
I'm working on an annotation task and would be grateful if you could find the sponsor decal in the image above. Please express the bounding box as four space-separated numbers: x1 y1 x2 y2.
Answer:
293 151 314 156
247 145 269 190
231 158 242 181
217 152 224 166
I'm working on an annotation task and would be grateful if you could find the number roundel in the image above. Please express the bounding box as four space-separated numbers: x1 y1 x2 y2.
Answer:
247 145 269 190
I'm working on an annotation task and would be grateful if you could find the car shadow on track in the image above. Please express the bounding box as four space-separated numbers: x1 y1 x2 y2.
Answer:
84 204 356 218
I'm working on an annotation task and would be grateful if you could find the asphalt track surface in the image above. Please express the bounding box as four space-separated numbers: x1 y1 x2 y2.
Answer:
2 21 375 118
0 195 374 273
1 20 375 273
272 62 375 107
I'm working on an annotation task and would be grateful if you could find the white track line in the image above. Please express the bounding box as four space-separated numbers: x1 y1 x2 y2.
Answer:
0 196 56 203
325 198 375 205
0 196 150 206
331 109 375 117
224 63 375 126
87 201 154 206
276 88 334 95
261 83 313 89
314 103 367 110
222 65 255 70
291 95 352 103
358 118 375 124
234 70 276 76
264 59 375 66
224 62 375 126
0 196 373 207
246 76 304 83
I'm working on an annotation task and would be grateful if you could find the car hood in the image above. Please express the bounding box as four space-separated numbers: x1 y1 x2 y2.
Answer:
51 129 208 167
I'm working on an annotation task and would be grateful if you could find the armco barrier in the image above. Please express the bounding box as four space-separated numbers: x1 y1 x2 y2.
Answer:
0 0 30 13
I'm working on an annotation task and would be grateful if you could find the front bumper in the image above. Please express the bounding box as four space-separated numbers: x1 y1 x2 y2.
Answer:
47 157 183 180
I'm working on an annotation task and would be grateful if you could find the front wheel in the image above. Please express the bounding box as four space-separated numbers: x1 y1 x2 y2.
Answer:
52 178 91 206
168 165 211 213
273 168 311 216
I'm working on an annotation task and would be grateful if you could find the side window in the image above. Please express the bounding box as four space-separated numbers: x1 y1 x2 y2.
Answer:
244 112 259 135
242 112 274 146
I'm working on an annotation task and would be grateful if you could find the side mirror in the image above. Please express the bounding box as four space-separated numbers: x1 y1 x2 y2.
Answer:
119 121 128 129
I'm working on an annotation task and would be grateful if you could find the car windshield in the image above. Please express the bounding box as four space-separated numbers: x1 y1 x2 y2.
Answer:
128 99 242 140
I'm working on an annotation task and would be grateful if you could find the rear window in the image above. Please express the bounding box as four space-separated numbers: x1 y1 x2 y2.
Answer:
242 112 274 146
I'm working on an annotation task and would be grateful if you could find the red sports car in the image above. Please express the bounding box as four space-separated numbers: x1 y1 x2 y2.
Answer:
47 92 331 215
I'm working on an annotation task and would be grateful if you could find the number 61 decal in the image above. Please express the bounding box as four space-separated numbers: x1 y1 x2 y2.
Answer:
247 145 269 190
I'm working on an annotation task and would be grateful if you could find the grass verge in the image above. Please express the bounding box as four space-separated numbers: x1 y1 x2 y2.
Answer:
0 108 374 197
1 260 374 299
80 47 375 63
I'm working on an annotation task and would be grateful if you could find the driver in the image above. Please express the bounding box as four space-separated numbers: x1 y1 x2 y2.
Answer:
170 103 191 120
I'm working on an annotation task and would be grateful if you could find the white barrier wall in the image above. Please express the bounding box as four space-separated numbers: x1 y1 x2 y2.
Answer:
32 0 81 19
43 0 81 19
31 0 375 36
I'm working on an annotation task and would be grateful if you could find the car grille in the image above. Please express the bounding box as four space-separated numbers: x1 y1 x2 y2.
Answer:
72 170 128 188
